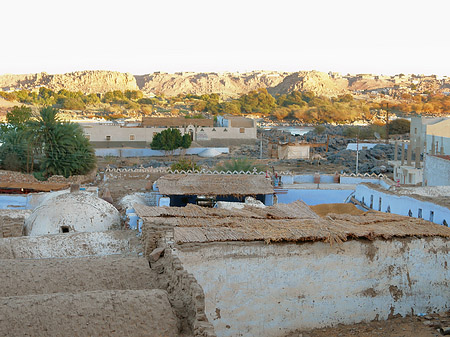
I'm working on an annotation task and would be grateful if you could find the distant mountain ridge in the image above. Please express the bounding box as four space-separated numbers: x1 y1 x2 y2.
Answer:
1 70 448 98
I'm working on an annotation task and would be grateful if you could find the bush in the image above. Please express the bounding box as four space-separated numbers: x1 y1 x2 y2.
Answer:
171 158 200 172
215 158 264 173
388 118 410 134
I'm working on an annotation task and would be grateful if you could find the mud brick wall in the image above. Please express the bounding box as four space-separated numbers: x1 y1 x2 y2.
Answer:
153 248 216 337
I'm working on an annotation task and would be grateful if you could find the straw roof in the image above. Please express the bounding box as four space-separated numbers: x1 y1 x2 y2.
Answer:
137 200 450 245
155 174 274 196
134 200 318 220
173 211 450 244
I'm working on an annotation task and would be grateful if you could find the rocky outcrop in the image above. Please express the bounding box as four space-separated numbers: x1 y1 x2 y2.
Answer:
2 70 446 98
135 71 288 98
0 71 138 94
268 70 349 97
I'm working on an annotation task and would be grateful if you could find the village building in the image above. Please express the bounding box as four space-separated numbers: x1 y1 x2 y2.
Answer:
154 173 274 207
423 154 450 186
81 115 257 148
269 142 311 160
134 201 450 337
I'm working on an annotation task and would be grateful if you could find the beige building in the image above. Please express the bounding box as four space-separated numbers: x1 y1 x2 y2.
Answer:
82 116 257 148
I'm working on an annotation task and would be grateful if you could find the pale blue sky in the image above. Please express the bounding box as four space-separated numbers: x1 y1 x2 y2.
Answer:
1 0 448 75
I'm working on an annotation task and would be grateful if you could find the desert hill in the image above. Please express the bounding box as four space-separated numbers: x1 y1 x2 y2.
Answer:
1 70 448 98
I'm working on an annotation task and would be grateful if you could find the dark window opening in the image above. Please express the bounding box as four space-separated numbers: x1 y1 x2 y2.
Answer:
370 195 373 209
386 205 391 213
378 197 382 211
418 208 422 219
61 226 70 233
408 209 412 217
429 211 434 222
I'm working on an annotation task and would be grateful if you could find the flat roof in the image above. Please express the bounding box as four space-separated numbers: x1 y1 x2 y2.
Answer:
155 174 274 196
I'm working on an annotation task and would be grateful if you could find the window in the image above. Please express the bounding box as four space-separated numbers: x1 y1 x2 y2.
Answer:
408 209 412 217
370 195 373 209
418 208 422 219
386 205 391 213
429 211 434 222
129 134 135 141
85 134 90 140
240 128 245 133
60 226 70 233
106 135 111 141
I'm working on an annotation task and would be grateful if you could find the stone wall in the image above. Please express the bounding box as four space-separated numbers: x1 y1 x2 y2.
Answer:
175 238 449 337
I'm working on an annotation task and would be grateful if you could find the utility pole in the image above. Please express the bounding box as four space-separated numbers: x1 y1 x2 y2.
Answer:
356 133 359 175
385 103 389 144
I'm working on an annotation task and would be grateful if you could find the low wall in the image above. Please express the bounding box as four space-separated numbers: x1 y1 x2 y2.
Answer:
176 238 449 337
95 147 229 157
278 189 354 205
355 184 450 226
281 174 384 186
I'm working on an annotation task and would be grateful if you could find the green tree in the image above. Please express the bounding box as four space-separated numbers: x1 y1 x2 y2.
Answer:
150 128 191 155
0 106 96 178
6 105 32 129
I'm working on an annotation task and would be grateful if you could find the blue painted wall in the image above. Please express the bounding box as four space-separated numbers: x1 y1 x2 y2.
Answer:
277 189 354 206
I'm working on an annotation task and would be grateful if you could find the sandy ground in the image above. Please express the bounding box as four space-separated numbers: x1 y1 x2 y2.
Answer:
286 312 450 337
0 289 179 337
0 256 157 297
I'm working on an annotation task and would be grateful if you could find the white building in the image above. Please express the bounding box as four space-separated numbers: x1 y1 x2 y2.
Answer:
82 116 257 148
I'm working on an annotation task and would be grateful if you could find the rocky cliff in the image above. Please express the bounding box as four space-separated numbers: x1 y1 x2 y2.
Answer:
0 71 138 94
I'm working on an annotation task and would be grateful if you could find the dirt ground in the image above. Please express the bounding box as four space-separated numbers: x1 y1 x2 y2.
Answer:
286 312 450 337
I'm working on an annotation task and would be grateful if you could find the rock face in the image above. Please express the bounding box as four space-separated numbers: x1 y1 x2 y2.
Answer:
135 71 289 98
3 69 445 98
0 71 138 94
268 71 349 97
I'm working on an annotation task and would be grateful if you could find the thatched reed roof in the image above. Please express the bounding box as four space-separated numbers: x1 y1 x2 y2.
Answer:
134 201 318 220
173 211 450 244
155 174 274 196
137 200 450 245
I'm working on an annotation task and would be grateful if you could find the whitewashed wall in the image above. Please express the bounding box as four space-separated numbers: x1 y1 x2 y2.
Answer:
355 184 450 226
176 239 449 337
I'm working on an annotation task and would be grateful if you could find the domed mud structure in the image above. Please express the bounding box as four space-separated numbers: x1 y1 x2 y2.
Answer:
24 191 120 236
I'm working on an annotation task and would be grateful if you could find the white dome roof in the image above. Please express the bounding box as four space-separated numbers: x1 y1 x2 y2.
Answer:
25 191 120 236
198 148 221 158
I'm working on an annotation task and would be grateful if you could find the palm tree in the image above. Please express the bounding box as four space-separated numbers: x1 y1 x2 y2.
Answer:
0 106 96 178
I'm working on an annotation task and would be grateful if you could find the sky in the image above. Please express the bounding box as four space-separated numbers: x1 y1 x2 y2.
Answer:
0 0 449 76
